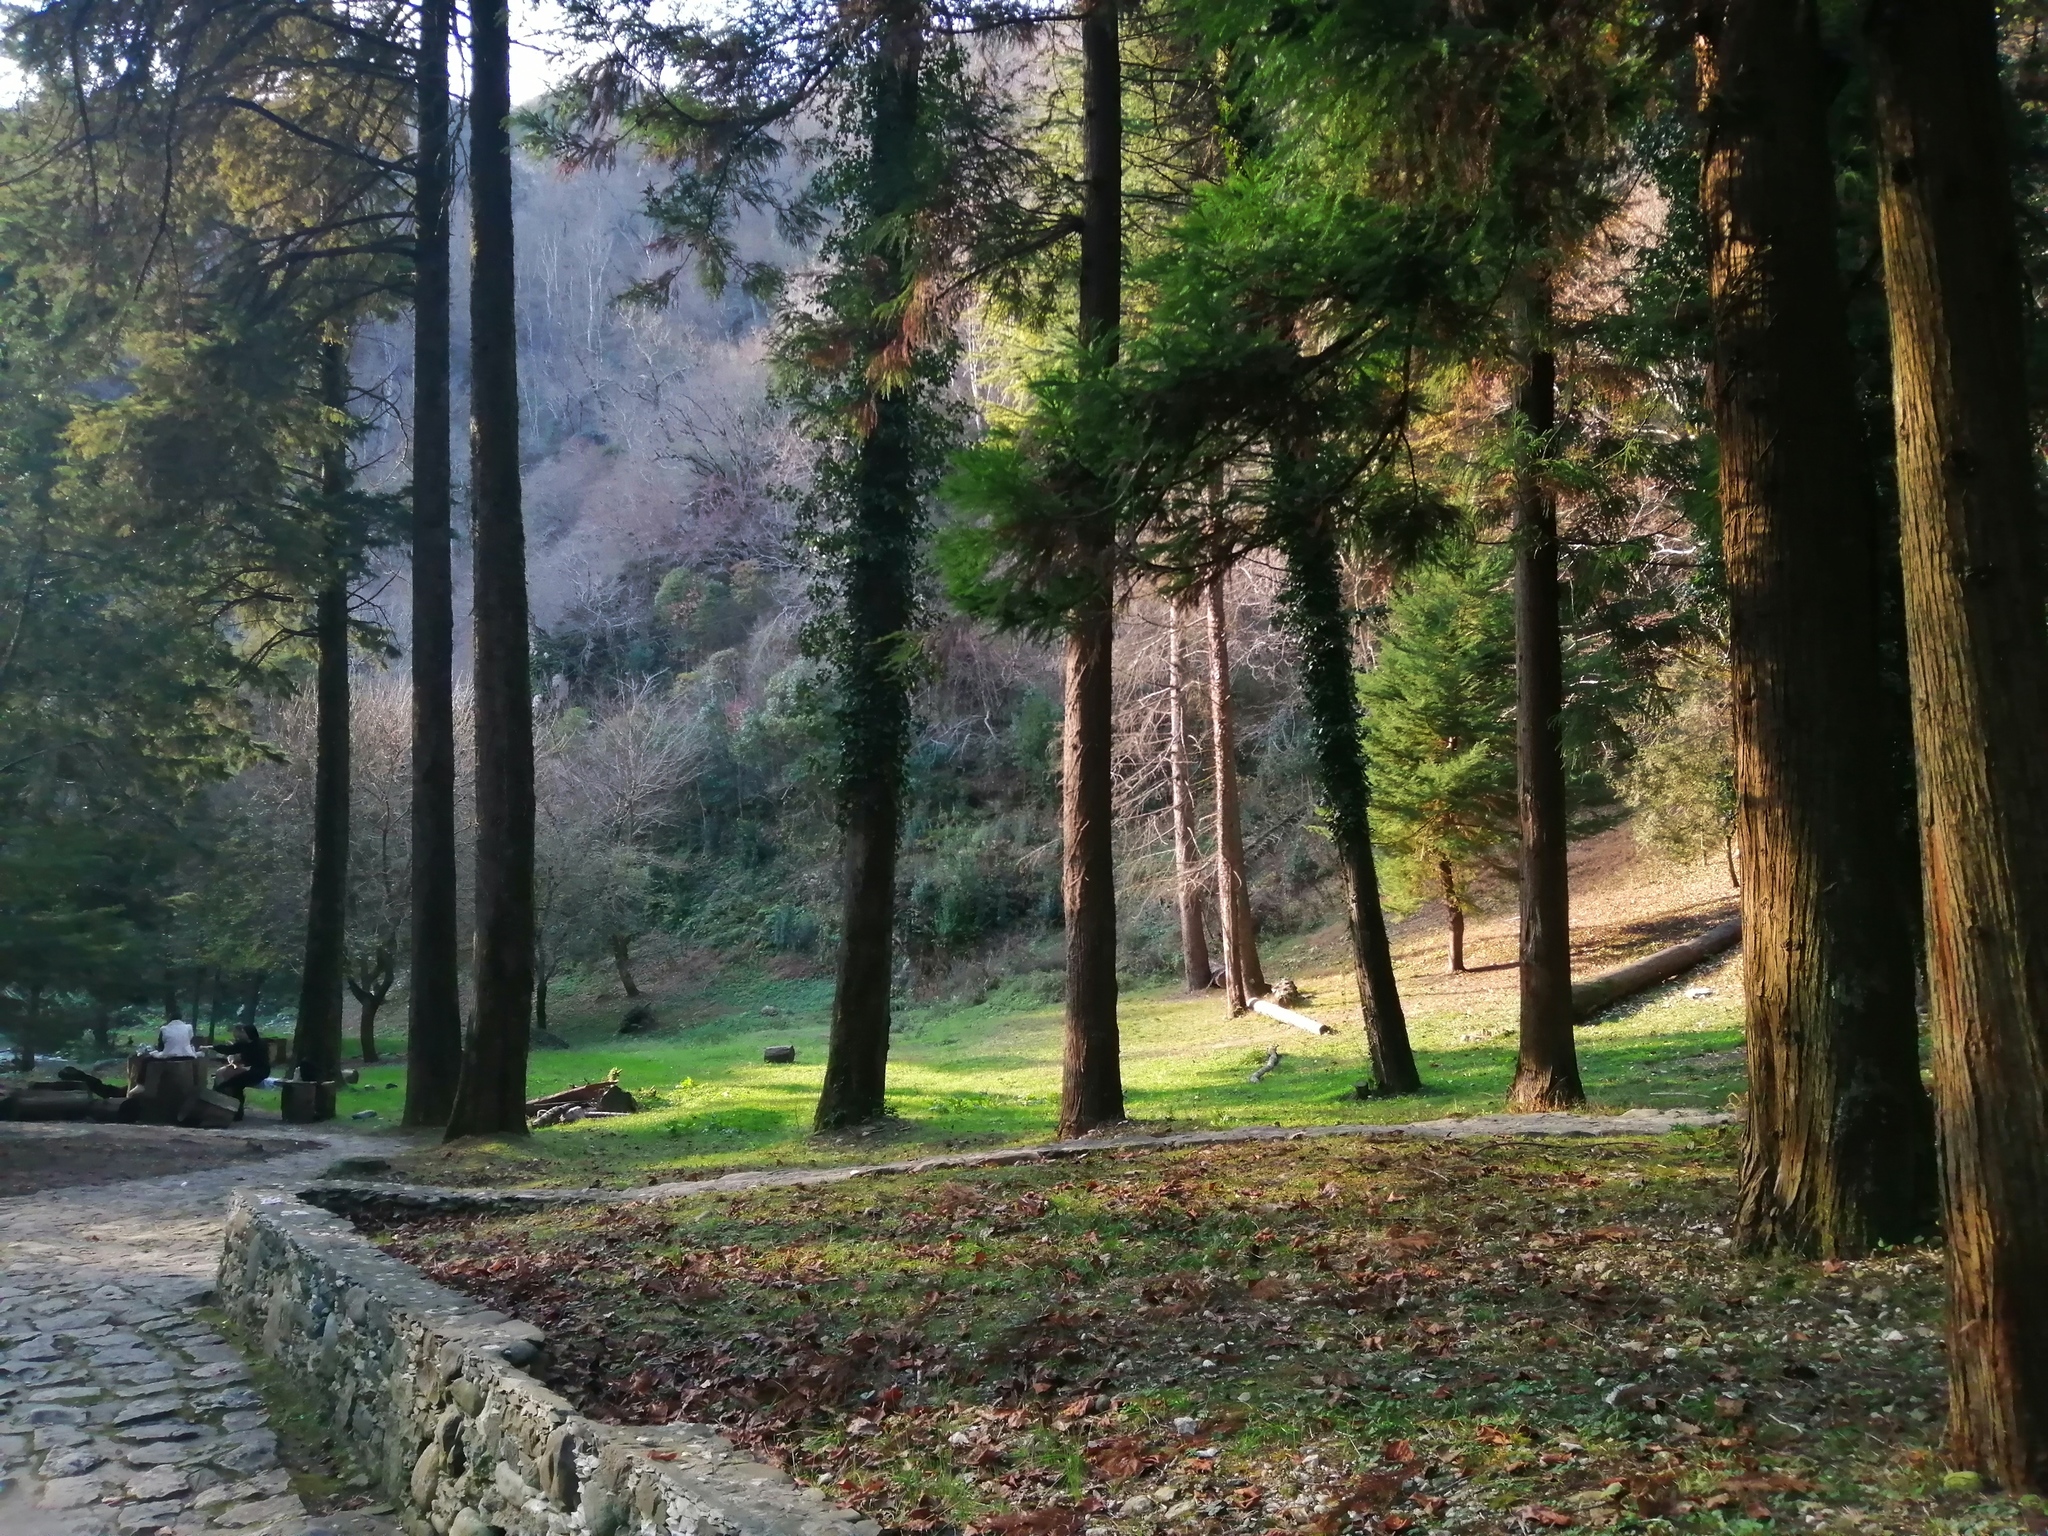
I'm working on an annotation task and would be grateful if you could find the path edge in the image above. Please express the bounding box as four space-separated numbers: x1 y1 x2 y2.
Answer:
216 1189 883 1536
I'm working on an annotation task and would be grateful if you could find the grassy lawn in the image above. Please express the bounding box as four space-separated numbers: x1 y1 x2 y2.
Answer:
367 1127 2024 1536
304 928 1747 1189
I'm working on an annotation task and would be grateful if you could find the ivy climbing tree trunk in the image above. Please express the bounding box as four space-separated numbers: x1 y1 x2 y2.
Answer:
1206 570 1264 1013
813 2 924 1132
291 341 352 1097
1167 594 1212 992
1696 0 1933 1257
446 0 533 1139
405 0 462 1130
1056 0 1125 1138
1872 0 2048 1491
1505 298 1583 1112
1273 490 1420 1094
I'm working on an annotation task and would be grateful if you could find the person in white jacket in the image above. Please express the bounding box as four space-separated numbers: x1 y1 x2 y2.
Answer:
152 1019 198 1058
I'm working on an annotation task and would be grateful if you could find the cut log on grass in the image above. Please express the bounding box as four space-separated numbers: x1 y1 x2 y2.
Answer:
763 1045 797 1064
524 1079 639 1118
1572 917 1744 1022
1251 998 1334 1036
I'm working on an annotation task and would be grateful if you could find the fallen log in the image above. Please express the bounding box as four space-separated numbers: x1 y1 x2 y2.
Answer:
525 1075 639 1119
1572 916 1743 1022
1250 997 1335 1036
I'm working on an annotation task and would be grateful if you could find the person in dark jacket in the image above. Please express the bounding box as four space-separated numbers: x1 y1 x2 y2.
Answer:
213 1024 271 1120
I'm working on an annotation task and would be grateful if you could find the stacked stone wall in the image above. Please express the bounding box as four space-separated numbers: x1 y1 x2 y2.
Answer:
216 1190 883 1536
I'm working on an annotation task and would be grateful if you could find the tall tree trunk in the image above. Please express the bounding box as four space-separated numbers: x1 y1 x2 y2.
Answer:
446 0 533 1139
610 934 640 998
1871 0 2048 1490
240 972 265 1032
535 964 549 1038
813 4 924 1132
292 341 352 1096
1440 857 1464 974
1696 0 1933 1257
1505 296 1583 1111
1274 493 1420 1094
1166 594 1212 991
1206 572 1264 1012
405 0 462 1130
1056 0 1124 1138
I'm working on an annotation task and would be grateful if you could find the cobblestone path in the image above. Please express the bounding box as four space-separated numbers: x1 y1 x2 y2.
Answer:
0 1126 403 1536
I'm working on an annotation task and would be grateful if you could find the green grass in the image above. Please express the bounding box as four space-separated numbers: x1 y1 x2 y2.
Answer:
318 928 1746 1190
369 1128 2028 1535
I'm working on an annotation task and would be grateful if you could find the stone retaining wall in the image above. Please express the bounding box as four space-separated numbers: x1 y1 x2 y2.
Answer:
216 1190 884 1536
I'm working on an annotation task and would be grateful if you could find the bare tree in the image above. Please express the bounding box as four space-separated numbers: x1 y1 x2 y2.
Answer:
1206 568 1265 1011
1166 594 1211 990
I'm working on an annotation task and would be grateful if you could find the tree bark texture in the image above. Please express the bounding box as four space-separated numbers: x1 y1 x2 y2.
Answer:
1206 573 1264 1013
1440 858 1464 974
1696 0 1934 1258
1057 0 1124 1138
446 0 533 1139
1506 314 1583 1111
813 6 924 1132
1871 0 2048 1490
405 0 462 1130
292 342 352 1094
1166 595 1212 991
1274 497 1420 1093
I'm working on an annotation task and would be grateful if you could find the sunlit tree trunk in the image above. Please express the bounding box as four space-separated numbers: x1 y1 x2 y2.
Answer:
1166 595 1212 991
1206 571 1264 1013
1440 858 1464 974
446 0 533 1139
1506 294 1583 1111
813 2 924 1132
405 0 462 1129
1872 0 2048 1490
292 341 352 1096
1056 0 1124 1137
1696 0 1933 1257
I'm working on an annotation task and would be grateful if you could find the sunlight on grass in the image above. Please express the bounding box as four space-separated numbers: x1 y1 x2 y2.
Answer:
347 927 1745 1190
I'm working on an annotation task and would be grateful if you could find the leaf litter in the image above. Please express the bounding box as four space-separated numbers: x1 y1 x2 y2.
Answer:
365 1128 2039 1535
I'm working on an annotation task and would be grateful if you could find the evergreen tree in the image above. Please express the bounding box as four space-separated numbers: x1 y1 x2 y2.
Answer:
1695 0 1933 1257
540 0 1048 1129
1362 554 1518 976
406 0 463 1127
1870 0 2048 1488
447 0 535 1138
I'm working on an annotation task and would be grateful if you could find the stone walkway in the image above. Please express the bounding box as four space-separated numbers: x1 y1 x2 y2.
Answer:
0 1125 404 1536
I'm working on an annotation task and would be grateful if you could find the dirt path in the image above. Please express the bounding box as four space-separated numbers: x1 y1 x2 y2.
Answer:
319 1107 1736 1214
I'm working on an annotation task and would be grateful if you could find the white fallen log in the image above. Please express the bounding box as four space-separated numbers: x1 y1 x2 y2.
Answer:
1251 997 1334 1036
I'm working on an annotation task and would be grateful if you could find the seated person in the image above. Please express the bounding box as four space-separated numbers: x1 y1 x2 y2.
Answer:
212 1023 271 1120
153 1018 198 1058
